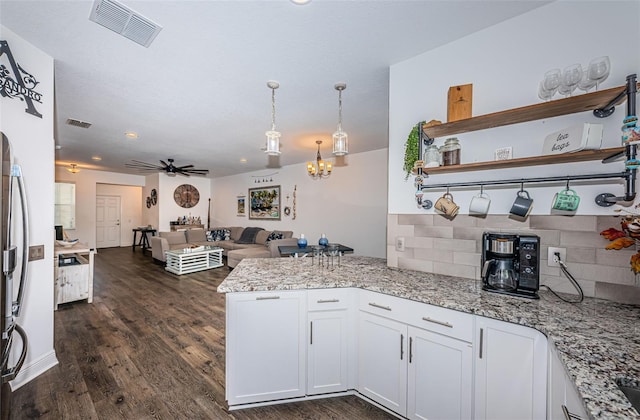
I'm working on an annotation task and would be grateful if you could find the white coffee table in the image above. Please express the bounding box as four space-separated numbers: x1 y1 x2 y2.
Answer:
165 246 224 275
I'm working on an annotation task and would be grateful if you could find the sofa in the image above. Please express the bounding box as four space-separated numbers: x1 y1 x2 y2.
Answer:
150 227 296 268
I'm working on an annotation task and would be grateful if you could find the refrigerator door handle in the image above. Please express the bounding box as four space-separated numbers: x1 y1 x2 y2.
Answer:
1 324 27 383
10 165 29 317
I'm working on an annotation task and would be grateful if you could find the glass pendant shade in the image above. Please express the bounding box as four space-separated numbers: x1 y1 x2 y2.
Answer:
332 83 349 156
265 130 281 156
332 130 348 156
265 81 281 156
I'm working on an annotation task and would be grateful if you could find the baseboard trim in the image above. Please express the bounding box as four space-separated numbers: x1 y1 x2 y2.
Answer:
9 350 59 390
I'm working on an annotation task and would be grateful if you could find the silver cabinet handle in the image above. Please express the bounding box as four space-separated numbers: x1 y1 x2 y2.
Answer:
369 302 392 311
317 299 339 303
310 321 313 345
479 328 484 359
400 334 404 360
422 316 453 328
562 405 583 419
409 336 413 363
256 295 280 300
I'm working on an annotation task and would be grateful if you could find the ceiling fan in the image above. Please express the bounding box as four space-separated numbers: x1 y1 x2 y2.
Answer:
125 158 209 177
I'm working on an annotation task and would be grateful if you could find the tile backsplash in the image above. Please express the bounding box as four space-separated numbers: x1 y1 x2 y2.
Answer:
387 214 640 305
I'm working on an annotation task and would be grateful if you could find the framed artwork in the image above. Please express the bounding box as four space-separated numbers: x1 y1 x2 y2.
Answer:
249 185 281 220
237 196 246 217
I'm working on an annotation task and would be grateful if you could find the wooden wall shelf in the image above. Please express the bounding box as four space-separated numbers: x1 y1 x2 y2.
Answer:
422 83 639 139
416 147 624 175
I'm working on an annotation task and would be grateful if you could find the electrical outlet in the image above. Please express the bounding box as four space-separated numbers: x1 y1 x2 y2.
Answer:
395 236 405 252
28 245 45 261
547 247 566 267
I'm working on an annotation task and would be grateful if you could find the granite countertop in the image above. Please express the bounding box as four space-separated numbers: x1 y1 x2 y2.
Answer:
217 256 640 419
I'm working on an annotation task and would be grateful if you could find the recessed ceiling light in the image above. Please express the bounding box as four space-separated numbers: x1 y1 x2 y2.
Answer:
55 145 62 150
125 131 138 139
240 158 248 163
290 0 311 4
91 156 102 161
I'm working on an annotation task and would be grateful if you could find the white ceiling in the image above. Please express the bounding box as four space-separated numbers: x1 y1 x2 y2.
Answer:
0 0 550 178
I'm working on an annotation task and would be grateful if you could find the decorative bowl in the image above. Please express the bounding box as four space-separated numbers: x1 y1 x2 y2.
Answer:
56 239 79 248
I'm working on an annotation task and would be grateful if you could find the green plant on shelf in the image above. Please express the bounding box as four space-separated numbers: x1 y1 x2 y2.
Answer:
403 121 424 180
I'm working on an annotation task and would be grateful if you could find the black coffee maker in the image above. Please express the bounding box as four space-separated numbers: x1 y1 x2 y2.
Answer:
481 232 540 299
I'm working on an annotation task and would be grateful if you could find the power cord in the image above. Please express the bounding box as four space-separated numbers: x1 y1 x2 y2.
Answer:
540 252 584 303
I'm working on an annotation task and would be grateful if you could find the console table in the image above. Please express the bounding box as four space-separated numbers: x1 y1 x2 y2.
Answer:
278 244 354 256
54 243 95 310
132 227 156 252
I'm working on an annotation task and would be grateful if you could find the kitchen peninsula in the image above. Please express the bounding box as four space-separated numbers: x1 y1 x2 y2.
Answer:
218 256 640 419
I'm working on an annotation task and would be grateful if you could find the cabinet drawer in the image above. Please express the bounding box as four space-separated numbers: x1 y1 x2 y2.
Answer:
405 300 473 343
358 290 410 323
308 288 352 311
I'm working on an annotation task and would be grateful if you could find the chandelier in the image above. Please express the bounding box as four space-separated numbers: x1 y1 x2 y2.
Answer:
264 80 281 156
307 140 332 179
332 83 348 156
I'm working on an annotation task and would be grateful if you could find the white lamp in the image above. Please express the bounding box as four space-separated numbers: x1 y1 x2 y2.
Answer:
265 81 281 156
332 83 348 156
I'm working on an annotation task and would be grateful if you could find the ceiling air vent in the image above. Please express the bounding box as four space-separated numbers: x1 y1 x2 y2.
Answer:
66 118 92 129
89 0 162 48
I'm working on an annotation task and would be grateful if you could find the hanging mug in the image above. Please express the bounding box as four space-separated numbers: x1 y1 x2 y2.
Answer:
469 192 491 216
435 193 460 218
551 188 580 213
510 190 534 219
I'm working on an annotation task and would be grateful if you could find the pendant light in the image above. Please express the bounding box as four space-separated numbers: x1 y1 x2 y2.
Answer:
265 81 281 156
67 163 80 174
332 83 348 156
307 140 332 179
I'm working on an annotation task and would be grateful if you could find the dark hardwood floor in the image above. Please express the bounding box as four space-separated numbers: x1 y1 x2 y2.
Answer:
10 247 393 419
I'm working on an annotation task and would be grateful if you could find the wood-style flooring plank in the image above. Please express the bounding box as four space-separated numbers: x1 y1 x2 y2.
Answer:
10 247 394 419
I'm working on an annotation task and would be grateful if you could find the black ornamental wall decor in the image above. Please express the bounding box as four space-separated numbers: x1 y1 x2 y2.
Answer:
0 40 43 118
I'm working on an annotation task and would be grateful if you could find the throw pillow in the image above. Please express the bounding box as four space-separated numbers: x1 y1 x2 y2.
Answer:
207 228 230 242
265 231 284 246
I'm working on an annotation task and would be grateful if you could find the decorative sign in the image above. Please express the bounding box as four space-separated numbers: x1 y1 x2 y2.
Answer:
0 40 43 118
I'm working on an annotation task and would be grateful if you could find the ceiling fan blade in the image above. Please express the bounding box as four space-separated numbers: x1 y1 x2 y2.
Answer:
125 161 163 170
177 164 194 169
184 169 209 174
159 160 170 167
128 159 162 168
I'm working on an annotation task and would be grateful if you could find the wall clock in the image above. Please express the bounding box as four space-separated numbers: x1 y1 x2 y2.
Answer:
174 184 200 208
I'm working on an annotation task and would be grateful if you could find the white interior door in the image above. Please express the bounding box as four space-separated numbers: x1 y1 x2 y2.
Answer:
96 195 121 248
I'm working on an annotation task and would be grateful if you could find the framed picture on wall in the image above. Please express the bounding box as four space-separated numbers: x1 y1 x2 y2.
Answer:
249 185 281 220
237 196 246 217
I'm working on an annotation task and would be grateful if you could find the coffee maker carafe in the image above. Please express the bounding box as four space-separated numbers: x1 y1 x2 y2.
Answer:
481 232 540 299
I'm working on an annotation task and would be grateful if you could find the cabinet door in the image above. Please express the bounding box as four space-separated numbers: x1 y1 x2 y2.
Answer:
226 291 306 406
358 312 407 417
64 264 90 302
307 310 348 395
474 317 547 420
548 345 588 420
407 326 472 420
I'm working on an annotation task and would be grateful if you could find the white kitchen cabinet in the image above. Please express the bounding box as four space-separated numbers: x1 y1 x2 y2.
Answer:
407 326 472 420
474 316 548 420
358 291 473 419
358 311 408 417
226 290 307 406
54 243 95 310
307 288 352 395
548 344 589 420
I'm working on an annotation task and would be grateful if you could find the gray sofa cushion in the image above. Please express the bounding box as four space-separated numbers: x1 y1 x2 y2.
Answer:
186 228 206 243
255 230 271 245
229 227 244 241
159 231 187 245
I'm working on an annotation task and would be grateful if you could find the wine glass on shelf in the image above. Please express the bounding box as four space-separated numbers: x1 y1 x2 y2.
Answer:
538 81 555 102
542 69 561 99
560 64 582 97
588 56 610 90
578 67 597 93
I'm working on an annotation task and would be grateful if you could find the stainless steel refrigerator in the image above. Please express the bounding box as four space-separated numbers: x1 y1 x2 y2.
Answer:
0 132 29 420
